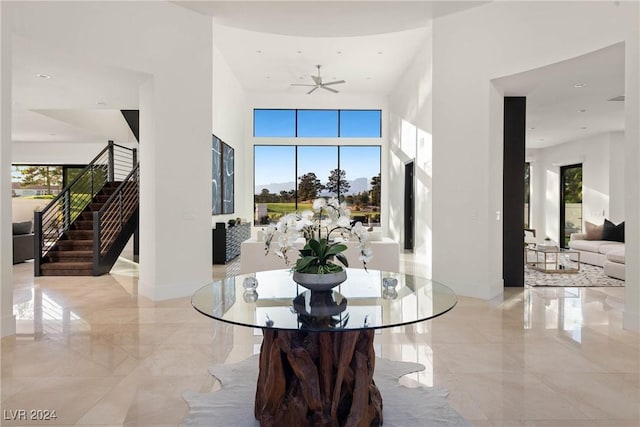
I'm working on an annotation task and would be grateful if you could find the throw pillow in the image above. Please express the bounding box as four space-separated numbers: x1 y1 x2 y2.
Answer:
585 221 603 240
601 219 624 242
12 221 32 235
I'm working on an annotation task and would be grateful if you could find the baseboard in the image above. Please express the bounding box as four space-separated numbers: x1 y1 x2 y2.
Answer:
623 310 640 332
138 278 208 302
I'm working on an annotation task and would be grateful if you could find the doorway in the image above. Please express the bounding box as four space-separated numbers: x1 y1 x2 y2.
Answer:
560 164 583 248
404 161 414 251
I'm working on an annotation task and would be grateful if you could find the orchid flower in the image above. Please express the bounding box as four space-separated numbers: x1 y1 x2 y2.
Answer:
264 197 373 272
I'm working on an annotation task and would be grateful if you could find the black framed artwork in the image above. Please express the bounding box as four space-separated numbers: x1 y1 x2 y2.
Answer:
222 142 234 214
212 136 222 215
212 134 234 215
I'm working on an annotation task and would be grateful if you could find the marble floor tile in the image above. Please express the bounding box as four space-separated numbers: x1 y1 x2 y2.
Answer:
1 256 639 426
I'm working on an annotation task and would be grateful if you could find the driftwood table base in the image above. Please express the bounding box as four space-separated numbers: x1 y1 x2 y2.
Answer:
255 328 382 427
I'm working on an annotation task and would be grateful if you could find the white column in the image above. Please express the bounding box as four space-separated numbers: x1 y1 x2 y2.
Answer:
137 65 213 301
0 7 16 337
624 17 640 331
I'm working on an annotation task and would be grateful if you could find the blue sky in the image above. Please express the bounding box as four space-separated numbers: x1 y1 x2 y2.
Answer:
254 145 380 187
254 109 381 138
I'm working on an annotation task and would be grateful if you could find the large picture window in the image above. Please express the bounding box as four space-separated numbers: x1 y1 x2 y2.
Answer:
253 109 381 138
254 109 296 137
297 110 339 137
254 145 381 226
12 165 63 198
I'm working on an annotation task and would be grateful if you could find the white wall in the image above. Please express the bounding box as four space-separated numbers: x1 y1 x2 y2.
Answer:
527 131 624 243
211 35 248 225
609 131 625 221
431 0 639 324
244 92 389 236
623 7 640 331
1 5 16 336
4 2 214 310
388 29 433 273
12 140 135 164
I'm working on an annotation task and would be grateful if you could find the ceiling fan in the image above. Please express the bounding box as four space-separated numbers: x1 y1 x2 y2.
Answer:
291 65 345 94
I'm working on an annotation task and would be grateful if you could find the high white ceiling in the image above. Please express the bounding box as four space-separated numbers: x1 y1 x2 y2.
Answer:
10 1 625 151
212 24 431 94
495 42 625 149
177 1 487 37
12 35 147 143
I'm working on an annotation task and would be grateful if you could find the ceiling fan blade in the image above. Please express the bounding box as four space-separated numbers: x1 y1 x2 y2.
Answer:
322 80 345 86
311 75 322 85
291 83 316 87
321 85 339 93
307 86 319 94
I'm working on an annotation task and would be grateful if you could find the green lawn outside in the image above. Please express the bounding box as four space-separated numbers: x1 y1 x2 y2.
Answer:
259 202 380 225
265 202 312 215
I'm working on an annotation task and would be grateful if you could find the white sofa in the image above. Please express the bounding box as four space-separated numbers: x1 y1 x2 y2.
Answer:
568 233 625 280
240 235 400 274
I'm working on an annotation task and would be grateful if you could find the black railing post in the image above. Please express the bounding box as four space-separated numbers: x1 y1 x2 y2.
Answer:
63 190 71 230
132 148 137 167
119 193 123 228
34 211 43 277
90 166 94 197
93 211 101 276
108 140 115 183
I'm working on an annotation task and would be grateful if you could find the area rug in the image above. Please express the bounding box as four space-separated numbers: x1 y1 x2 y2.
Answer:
525 263 624 287
181 355 469 427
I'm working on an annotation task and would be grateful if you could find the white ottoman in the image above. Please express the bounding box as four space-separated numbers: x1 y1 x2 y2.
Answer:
603 248 625 280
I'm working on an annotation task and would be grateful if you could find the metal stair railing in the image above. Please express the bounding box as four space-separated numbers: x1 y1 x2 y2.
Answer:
34 140 137 276
93 164 139 273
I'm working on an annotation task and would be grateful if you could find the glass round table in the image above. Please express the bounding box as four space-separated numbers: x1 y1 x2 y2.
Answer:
192 268 457 426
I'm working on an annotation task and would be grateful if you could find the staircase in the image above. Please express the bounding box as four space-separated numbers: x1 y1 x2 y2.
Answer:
35 142 139 276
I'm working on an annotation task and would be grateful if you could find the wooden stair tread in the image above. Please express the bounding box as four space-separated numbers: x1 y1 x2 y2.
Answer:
41 262 93 269
36 177 137 277
48 251 93 260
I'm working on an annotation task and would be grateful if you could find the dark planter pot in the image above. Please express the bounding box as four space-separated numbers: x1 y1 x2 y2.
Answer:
292 270 347 292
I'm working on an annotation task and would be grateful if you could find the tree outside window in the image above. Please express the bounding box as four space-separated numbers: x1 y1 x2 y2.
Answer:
12 165 62 198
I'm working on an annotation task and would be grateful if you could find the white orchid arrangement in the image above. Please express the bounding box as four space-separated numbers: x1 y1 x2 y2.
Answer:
264 197 373 273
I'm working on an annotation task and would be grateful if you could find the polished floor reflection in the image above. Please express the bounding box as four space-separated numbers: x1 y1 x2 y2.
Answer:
2 254 639 426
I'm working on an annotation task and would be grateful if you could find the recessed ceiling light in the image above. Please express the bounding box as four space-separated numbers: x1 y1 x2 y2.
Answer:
265 76 271 79
96 101 106 106
580 126 588 130
256 50 262 54
573 82 587 88
336 51 342 54
577 108 587 113
49 133 56 136
539 138 545 142
296 50 302 54
36 73 51 79
366 76 372 80
377 51 383 55
527 127 536 131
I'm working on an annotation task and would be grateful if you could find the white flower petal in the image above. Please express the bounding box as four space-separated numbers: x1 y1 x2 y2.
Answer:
313 198 326 210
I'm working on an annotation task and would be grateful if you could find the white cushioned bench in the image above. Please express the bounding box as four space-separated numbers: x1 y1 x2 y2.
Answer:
239 236 400 274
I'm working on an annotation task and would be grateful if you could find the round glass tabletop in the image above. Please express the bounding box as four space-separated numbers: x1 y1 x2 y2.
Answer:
192 268 457 332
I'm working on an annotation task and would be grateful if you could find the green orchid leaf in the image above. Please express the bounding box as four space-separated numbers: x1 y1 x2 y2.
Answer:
335 253 349 267
298 248 313 257
309 239 323 257
326 243 347 257
295 256 316 272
